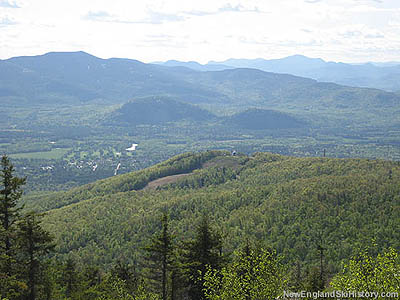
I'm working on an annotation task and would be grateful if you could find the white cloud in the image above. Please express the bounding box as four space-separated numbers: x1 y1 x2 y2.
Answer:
0 0 19 8
0 16 17 26
1 0 400 63
82 9 185 24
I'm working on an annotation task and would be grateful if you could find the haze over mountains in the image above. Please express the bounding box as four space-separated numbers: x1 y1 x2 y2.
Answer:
157 55 400 92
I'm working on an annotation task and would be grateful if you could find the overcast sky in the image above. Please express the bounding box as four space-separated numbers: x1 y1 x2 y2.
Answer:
1 0 400 63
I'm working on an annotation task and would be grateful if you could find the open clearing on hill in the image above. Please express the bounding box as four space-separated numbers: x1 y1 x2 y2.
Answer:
143 173 192 190
143 155 244 190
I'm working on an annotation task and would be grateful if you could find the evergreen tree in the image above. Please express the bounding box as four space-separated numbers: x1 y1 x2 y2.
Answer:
0 155 26 272
0 155 27 298
17 212 54 300
111 260 138 294
62 258 78 299
143 212 174 300
181 216 226 300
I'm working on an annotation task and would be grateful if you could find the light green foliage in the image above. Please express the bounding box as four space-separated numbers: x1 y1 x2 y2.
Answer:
95 277 159 300
330 248 400 298
203 248 286 300
133 283 160 300
39 152 400 270
96 277 134 300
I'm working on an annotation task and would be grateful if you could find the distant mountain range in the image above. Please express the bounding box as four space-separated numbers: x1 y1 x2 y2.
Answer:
2 51 400 128
152 60 235 72
156 55 400 92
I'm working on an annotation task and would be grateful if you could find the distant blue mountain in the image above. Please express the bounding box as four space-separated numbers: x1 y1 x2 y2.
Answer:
209 55 400 91
2 51 400 118
152 60 234 71
211 55 326 74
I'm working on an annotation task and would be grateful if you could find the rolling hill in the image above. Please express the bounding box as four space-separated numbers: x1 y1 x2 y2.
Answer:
23 151 399 273
108 96 216 125
106 97 305 129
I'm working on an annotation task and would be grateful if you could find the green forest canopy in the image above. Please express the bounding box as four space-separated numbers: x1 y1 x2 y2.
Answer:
22 150 399 275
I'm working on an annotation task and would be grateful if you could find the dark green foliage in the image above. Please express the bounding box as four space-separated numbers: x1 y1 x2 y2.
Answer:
0 156 55 299
143 213 174 300
111 261 138 294
303 266 325 292
111 96 215 126
0 155 27 298
62 258 78 298
181 216 226 300
17 212 55 300
0 155 26 257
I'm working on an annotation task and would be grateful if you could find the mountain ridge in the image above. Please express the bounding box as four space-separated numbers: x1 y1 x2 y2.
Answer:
3 51 400 128
208 55 400 91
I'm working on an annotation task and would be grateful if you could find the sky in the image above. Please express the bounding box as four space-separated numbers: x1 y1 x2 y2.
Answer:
1 0 400 63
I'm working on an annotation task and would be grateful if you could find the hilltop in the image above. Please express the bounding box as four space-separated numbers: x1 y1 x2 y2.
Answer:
108 96 216 125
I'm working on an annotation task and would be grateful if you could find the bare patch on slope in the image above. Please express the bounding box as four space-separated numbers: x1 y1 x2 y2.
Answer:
143 173 192 190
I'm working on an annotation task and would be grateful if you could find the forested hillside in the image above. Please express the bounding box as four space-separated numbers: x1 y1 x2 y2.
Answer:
29 151 399 274
108 96 216 126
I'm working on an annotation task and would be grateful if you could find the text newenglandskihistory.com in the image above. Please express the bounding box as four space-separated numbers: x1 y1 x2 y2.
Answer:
283 290 399 299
